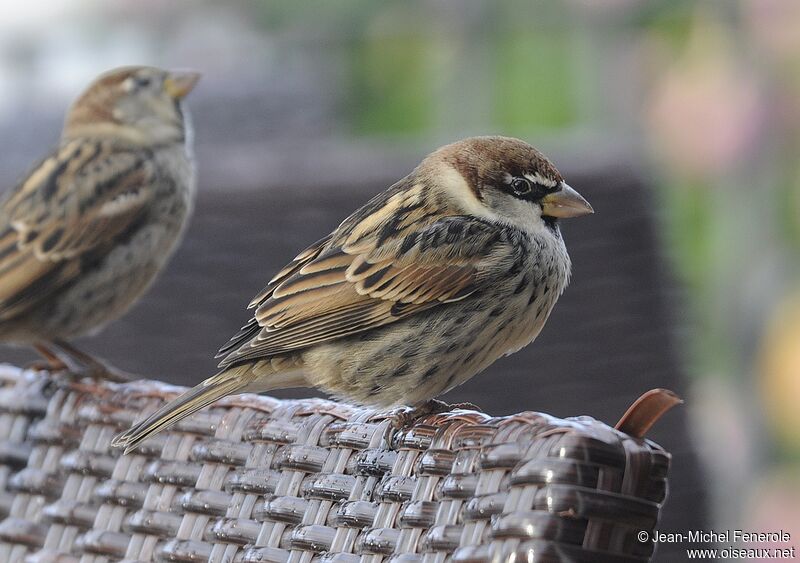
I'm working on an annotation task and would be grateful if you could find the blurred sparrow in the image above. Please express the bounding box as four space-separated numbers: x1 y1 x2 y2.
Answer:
0 66 199 379
113 136 592 452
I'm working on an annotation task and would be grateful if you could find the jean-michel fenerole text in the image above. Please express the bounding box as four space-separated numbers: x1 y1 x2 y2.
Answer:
653 530 792 544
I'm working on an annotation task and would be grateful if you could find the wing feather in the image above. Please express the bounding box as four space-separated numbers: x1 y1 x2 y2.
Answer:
247 234 333 308
216 186 509 369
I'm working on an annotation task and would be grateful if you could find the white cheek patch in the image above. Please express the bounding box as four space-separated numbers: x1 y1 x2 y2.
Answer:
437 164 499 221
524 172 558 189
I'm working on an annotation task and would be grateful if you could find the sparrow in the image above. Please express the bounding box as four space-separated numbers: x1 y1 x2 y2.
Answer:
113 136 593 452
0 66 199 379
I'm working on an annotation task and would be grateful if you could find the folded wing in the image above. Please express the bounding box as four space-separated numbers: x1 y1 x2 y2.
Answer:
216 190 508 368
0 140 154 320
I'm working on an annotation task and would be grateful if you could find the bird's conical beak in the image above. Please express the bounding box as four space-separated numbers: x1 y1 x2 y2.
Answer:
164 71 201 100
541 183 593 219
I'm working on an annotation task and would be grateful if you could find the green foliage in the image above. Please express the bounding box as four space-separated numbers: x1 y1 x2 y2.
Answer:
662 181 714 293
349 35 432 135
776 159 800 252
249 0 381 31
635 0 697 44
660 180 737 376
492 31 577 134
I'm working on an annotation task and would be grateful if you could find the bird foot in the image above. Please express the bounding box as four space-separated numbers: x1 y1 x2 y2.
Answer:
438 401 483 413
33 341 136 382
388 399 484 428
66 360 136 383
30 344 71 374
25 358 65 373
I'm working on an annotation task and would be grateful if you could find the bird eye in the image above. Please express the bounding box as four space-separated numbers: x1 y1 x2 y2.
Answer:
511 178 532 196
134 76 152 89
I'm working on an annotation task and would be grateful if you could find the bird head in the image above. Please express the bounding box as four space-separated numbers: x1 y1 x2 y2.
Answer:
425 136 593 233
63 66 201 146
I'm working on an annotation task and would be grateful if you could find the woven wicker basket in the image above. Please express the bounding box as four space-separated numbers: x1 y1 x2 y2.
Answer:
0 366 674 562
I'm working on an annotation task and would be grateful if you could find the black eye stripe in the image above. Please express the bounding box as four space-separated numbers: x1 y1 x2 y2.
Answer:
505 176 556 201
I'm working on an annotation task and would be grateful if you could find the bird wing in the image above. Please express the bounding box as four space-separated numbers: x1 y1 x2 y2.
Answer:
0 139 155 320
216 193 509 368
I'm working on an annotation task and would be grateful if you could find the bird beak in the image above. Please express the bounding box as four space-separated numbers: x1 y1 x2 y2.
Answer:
164 71 201 100
541 183 594 218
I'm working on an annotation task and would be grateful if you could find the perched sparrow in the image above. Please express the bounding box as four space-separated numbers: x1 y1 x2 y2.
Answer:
113 136 592 452
0 66 199 378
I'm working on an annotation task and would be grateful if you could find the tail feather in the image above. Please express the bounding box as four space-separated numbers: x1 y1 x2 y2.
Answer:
111 373 247 454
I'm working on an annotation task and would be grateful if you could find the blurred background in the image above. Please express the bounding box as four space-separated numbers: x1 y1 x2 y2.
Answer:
1 0 799 559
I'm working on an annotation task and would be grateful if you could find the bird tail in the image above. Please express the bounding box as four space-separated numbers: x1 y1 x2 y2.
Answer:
111 367 251 455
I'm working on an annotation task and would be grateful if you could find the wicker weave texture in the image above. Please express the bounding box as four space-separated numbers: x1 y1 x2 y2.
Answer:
0 366 669 562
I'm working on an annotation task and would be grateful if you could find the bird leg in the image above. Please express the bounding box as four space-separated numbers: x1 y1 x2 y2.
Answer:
36 340 136 382
30 343 70 372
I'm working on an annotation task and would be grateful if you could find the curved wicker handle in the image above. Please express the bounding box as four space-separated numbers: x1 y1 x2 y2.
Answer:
615 388 683 438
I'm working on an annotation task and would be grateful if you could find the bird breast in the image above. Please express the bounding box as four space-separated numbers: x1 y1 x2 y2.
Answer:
303 228 571 407
151 142 196 223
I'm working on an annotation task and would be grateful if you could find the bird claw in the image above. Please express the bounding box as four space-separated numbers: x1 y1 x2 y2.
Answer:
387 399 484 428
70 362 136 383
437 401 483 413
